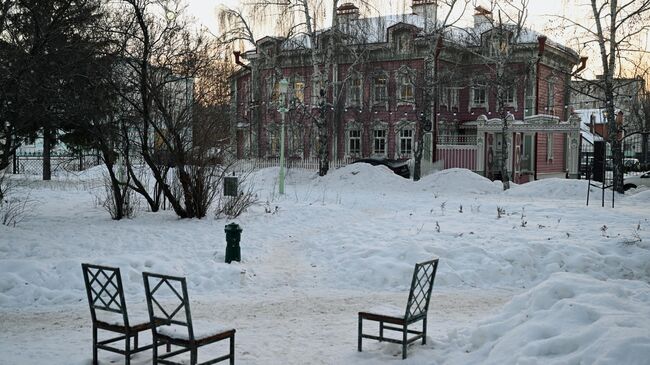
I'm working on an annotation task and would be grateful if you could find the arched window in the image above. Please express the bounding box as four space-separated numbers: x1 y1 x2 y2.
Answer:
394 120 416 158
396 66 415 104
371 121 388 157
372 72 389 105
345 121 363 157
347 72 363 107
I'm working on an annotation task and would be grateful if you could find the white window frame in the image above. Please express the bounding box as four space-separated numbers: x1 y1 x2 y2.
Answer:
311 76 322 106
372 128 387 157
470 82 488 109
546 133 554 161
293 78 305 104
394 120 416 158
346 122 363 157
441 87 460 109
547 78 556 114
373 73 388 105
396 68 415 105
267 125 280 156
347 74 363 107
504 86 516 106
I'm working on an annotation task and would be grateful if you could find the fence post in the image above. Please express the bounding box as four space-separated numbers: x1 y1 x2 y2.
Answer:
13 153 18 174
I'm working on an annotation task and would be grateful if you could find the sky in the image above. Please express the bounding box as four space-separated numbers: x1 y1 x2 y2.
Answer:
186 0 578 35
186 0 649 77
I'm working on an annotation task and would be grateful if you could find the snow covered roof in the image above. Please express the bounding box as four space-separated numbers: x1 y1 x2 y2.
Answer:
271 12 576 58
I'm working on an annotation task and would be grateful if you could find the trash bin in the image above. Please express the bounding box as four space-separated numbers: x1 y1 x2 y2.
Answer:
224 223 242 263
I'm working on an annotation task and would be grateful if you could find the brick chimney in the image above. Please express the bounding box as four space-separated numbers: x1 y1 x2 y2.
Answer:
337 3 360 24
473 5 493 28
412 0 437 31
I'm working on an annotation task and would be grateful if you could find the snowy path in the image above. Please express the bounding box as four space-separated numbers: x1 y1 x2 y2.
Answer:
0 288 511 365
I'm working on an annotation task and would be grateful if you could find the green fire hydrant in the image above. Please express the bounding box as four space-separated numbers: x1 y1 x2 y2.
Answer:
224 223 242 263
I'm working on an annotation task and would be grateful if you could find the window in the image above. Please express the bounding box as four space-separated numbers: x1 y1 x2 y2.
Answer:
398 74 414 103
547 79 556 114
472 84 487 106
311 77 322 105
399 129 413 156
546 133 554 161
373 129 387 156
373 74 388 104
396 32 412 53
266 76 278 102
268 127 280 156
294 81 305 103
348 75 362 106
440 87 460 109
348 129 361 156
504 87 516 105
287 124 303 157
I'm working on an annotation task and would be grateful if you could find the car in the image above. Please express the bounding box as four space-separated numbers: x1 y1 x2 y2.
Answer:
623 171 650 190
623 158 641 172
352 158 410 179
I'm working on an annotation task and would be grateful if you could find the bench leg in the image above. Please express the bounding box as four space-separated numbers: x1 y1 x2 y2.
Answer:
422 317 427 345
402 324 408 360
358 315 363 352
379 321 384 341
125 332 131 365
134 333 139 349
152 338 158 365
92 326 98 365
230 334 235 365
190 348 197 365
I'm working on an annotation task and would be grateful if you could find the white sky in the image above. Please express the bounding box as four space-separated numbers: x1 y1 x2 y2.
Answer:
187 0 578 34
186 0 649 77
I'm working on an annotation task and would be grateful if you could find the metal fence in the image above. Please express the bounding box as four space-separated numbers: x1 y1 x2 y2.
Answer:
622 131 650 174
10 152 102 175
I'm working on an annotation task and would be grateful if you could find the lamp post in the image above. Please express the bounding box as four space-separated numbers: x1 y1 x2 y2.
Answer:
278 78 289 195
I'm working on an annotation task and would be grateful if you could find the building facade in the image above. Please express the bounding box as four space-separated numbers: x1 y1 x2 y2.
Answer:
231 1 582 181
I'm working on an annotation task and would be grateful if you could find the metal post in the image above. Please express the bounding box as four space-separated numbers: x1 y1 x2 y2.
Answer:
277 78 289 195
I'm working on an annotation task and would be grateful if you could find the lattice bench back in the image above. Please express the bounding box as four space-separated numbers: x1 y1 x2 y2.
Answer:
404 258 439 321
142 272 195 341
82 263 129 326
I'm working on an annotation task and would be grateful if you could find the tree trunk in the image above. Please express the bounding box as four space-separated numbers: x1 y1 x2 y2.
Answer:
42 127 52 181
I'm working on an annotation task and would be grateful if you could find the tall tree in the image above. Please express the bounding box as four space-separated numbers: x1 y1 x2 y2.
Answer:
413 0 469 181
557 0 650 192
221 0 376 176
0 0 105 179
456 0 530 189
112 0 232 218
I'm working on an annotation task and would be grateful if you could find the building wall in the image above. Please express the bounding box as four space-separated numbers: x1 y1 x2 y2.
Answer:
536 132 566 176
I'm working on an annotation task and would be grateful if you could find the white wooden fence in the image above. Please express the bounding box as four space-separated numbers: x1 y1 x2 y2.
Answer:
232 157 356 174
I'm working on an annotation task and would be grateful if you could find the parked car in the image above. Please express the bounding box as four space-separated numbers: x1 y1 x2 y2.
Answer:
623 171 650 190
352 158 410 179
623 158 641 172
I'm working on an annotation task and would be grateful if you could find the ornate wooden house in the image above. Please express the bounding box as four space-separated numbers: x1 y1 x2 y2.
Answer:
231 1 583 182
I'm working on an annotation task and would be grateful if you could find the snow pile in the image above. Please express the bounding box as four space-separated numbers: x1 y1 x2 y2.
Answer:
443 273 650 365
419 168 503 195
505 178 592 200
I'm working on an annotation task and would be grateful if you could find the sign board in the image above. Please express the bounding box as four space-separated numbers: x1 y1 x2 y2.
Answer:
224 176 238 197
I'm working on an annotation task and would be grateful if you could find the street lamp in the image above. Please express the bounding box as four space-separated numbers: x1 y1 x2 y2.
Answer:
278 78 289 195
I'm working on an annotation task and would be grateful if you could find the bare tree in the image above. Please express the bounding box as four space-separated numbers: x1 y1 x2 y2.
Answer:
111 0 234 218
557 0 650 192
452 0 531 189
413 0 469 181
220 0 377 176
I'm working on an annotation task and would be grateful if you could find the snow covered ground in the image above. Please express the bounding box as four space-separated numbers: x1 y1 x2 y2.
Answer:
1 165 649 364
